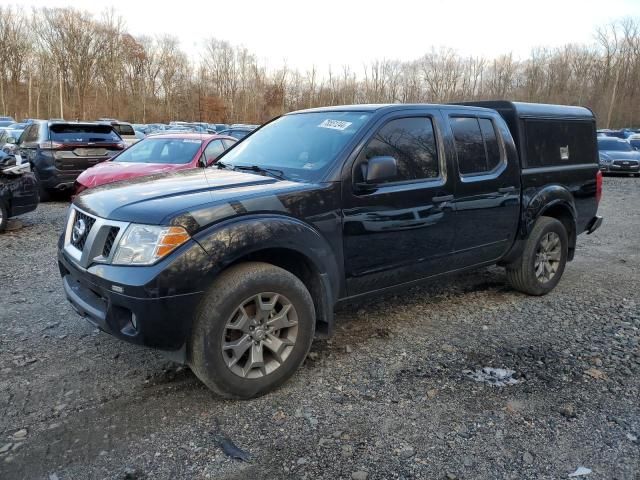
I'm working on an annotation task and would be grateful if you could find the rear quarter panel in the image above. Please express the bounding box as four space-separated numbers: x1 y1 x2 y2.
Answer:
521 165 598 232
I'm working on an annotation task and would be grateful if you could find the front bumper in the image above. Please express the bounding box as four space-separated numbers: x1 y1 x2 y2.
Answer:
600 163 640 173
58 246 205 352
41 169 82 191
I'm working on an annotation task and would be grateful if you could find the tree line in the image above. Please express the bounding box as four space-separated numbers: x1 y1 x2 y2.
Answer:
1 6 639 128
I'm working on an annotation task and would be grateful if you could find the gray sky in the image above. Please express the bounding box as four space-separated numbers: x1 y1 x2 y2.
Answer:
13 0 640 71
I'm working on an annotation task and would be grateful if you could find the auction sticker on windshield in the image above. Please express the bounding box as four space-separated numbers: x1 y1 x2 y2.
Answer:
318 119 352 130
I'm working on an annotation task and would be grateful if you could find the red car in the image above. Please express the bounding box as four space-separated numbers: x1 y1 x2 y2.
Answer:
74 133 237 193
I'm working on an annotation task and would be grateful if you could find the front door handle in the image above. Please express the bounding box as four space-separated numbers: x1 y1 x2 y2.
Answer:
432 194 454 203
498 186 516 193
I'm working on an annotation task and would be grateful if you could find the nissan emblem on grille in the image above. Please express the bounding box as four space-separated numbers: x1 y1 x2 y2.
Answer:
72 217 87 244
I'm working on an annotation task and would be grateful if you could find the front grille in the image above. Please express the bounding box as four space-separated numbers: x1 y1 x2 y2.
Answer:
613 160 639 167
70 211 96 251
102 227 120 257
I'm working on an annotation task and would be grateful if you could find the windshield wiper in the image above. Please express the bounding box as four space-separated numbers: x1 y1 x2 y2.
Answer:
216 161 235 170
233 164 287 180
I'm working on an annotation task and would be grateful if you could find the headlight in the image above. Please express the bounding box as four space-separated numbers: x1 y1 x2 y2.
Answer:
112 224 190 265
599 154 612 164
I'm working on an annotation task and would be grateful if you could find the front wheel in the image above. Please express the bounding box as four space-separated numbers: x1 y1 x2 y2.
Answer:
506 216 568 295
189 262 316 399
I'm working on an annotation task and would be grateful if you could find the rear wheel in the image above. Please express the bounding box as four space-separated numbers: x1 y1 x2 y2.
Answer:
506 216 568 295
189 262 315 399
0 200 8 233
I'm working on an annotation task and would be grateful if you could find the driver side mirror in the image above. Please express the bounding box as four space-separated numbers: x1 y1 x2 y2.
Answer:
356 156 398 191
5 137 16 144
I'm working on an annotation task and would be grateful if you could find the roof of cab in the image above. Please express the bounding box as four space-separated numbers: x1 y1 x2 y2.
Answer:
289 103 497 115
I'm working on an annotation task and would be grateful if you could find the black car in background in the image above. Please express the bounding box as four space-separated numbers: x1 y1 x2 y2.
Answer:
597 136 640 175
16 121 126 200
0 154 39 232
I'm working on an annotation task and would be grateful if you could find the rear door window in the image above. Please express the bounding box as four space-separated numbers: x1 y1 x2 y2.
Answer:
49 124 121 143
23 124 39 143
450 117 502 175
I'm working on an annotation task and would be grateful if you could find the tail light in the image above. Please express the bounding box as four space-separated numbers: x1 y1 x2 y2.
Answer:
38 141 64 150
595 170 603 204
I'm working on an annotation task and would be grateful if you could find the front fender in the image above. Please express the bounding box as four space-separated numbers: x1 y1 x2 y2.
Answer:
193 214 342 302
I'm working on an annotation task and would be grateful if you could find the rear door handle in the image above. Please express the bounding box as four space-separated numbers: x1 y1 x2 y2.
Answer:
498 186 516 193
432 194 454 203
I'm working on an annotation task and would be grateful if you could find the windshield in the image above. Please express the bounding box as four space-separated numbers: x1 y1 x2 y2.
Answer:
114 137 203 164
598 138 633 152
220 111 372 181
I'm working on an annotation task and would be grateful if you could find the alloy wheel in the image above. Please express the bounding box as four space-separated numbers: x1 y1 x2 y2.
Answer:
534 232 562 283
222 292 298 379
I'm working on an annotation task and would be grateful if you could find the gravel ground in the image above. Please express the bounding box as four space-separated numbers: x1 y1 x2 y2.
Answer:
1 177 639 480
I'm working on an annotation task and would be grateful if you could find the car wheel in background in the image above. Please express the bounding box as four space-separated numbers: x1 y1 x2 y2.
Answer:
189 262 316 399
506 216 568 296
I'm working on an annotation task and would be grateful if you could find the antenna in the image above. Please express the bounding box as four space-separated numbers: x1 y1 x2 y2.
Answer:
199 74 208 168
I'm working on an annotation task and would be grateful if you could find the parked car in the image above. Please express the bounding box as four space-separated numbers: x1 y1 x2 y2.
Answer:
597 136 640 175
17 121 126 200
0 116 14 122
74 133 237 193
628 133 640 150
59 101 602 399
102 121 140 147
0 120 14 128
0 153 38 232
217 126 255 140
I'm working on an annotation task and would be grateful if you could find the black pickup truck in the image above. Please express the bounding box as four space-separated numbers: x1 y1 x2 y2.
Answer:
58 102 603 398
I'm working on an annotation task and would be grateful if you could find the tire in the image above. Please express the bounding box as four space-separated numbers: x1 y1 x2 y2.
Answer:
0 200 8 233
506 216 568 296
189 261 316 399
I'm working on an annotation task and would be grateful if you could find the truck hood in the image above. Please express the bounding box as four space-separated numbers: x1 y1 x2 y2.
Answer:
77 161 186 189
73 167 305 226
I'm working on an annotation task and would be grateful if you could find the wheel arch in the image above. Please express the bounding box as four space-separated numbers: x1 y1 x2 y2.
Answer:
524 185 577 260
194 215 342 337
501 186 578 265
